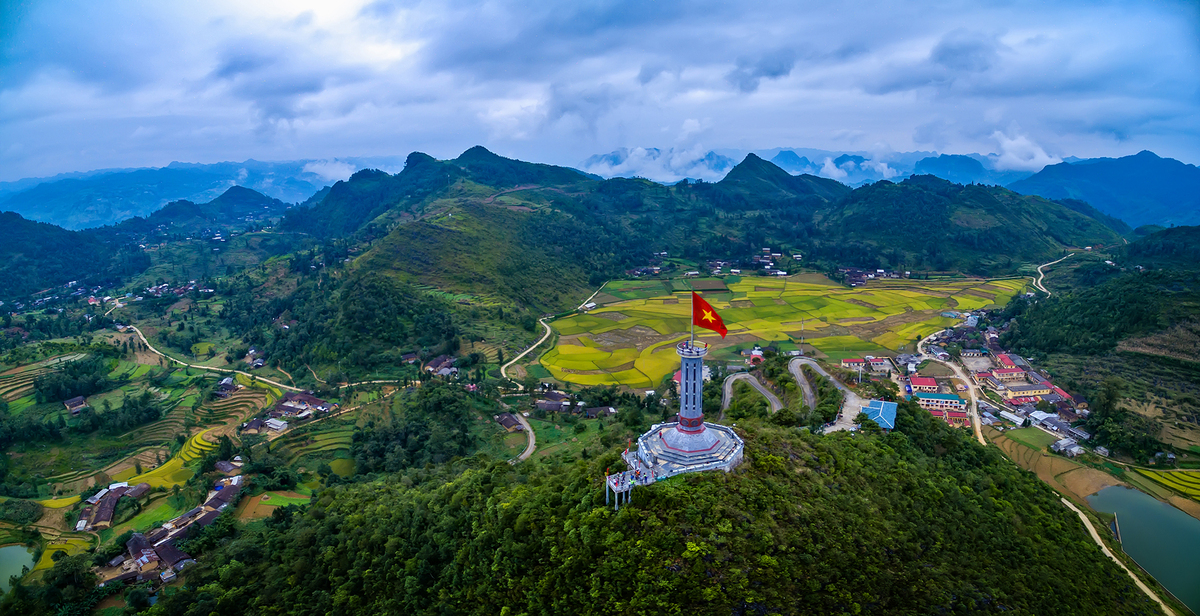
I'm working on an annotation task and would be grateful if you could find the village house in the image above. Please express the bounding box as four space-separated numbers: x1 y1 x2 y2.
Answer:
214 376 238 398
992 367 1026 381
909 392 966 411
63 396 88 415
1004 384 1052 400
274 391 336 415
908 376 939 393
495 413 523 432
424 355 459 377
867 357 893 374
584 406 617 419
841 358 866 370
264 418 288 432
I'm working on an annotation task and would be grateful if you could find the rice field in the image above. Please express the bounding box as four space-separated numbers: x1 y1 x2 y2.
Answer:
542 275 1026 387
1135 469 1200 501
275 423 356 464
122 429 218 488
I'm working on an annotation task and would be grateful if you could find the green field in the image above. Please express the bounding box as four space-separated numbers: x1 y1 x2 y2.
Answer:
1003 427 1059 451
542 276 1026 388
1135 469 1200 500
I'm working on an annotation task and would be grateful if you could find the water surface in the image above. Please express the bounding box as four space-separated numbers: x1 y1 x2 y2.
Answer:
1087 486 1200 614
0 544 35 593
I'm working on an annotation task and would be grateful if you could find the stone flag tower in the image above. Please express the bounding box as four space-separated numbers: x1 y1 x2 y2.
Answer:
630 340 744 477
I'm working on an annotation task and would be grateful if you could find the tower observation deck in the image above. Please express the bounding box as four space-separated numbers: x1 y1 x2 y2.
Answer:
626 340 744 479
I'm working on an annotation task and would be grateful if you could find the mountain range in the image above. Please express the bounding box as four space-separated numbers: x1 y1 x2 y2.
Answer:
3 147 1197 233
1008 150 1200 228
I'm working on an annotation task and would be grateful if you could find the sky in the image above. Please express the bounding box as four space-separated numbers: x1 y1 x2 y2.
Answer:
1 0 1197 183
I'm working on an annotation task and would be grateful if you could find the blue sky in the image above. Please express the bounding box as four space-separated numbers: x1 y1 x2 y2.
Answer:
0 0 1197 181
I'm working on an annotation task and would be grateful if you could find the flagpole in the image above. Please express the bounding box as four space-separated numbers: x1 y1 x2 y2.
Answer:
686 278 695 347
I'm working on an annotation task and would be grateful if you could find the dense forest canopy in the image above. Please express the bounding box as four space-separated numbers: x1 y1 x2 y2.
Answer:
0 400 1152 616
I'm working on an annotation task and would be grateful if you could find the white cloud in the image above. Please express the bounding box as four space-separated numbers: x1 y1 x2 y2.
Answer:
990 130 1061 171
0 0 1196 181
302 160 356 182
819 157 848 179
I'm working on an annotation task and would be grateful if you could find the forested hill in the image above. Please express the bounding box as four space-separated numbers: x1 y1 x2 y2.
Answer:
0 211 147 299
815 175 1123 272
276 147 1123 312
1117 225 1200 270
90 400 1161 616
1008 150 1200 228
101 186 291 235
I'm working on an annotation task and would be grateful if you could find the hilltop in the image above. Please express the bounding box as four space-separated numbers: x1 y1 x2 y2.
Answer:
1009 151 1200 228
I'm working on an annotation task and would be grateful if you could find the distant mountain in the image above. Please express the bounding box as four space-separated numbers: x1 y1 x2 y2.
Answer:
1008 151 1200 227
580 147 736 182
0 157 407 230
0 211 144 299
106 186 292 236
768 151 815 174
912 154 1032 186
713 153 850 207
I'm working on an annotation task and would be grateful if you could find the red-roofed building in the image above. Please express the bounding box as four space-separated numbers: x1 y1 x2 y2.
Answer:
908 376 938 392
995 354 1016 368
993 368 1026 381
946 411 971 428
841 358 865 369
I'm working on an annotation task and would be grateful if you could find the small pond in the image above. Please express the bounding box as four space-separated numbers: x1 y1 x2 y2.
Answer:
1087 485 1200 614
0 544 35 593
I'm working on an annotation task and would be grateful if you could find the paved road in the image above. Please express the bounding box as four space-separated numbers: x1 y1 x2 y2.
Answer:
1034 253 1074 296
788 358 863 432
786 359 817 409
500 317 552 388
721 373 783 413
1060 497 1176 616
917 332 986 445
514 412 537 461
129 325 303 392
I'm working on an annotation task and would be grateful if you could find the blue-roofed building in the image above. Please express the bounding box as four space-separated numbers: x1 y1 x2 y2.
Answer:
860 399 898 431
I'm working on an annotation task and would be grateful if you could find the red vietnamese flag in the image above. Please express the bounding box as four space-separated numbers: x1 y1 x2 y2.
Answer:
692 291 728 338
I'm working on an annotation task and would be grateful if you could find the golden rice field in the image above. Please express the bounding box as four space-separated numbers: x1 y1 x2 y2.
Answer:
1136 469 1200 501
123 429 218 488
541 275 1026 389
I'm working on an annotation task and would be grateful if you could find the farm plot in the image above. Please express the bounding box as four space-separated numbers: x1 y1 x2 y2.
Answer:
275 423 355 465
122 430 217 488
544 275 1024 388
1135 469 1200 501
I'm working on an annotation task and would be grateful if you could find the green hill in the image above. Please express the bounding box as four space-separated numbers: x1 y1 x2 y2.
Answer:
87 401 1163 616
105 185 291 235
0 211 146 299
1118 225 1200 270
816 175 1123 274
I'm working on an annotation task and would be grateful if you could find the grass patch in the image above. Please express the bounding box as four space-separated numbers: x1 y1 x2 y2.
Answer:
1004 427 1059 451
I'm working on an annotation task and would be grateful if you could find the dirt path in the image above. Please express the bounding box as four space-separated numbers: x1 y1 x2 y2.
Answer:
786 360 817 409
1034 253 1074 296
484 184 540 203
307 365 326 384
1060 497 1176 616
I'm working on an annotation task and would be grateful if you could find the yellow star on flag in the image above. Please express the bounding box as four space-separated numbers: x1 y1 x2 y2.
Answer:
702 309 716 323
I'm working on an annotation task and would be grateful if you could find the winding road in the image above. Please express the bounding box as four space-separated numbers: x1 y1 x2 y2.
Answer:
513 412 536 461
500 317 553 388
917 332 986 445
721 373 783 413
788 357 863 432
1060 498 1176 616
1034 253 1074 296
128 325 303 392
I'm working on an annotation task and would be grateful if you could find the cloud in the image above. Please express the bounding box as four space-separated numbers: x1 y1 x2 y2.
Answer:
818 157 848 179
0 0 1197 182
725 49 797 92
302 160 357 182
580 146 734 183
990 129 1062 171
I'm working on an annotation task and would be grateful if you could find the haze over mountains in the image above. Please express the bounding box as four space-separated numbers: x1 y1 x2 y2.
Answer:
1 147 1197 233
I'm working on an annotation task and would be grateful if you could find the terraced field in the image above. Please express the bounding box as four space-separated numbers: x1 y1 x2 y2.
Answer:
32 531 95 571
542 276 1027 388
275 423 355 465
1136 469 1200 502
122 430 218 488
0 365 48 402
